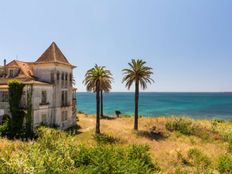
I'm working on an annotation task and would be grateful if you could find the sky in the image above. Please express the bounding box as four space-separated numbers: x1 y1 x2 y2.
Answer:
0 0 231 92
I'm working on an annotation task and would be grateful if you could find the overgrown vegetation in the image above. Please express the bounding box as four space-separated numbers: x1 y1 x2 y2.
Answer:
8 80 25 138
175 148 212 173
165 117 222 141
187 148 211 172
94 133 121 144
0 127 158 174
1 112 232 173
25 86 33 138
0 80 35 139
217 155 232 174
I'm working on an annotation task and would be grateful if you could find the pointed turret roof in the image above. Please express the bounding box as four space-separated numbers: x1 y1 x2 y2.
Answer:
35 42 71 65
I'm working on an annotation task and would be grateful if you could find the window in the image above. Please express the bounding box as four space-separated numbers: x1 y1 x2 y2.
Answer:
61 91 68 106
65 73 68 81
62 111 68 121
9 70 14 77
41 91 47 105
57 72 60 81
0 91 8 102
41 114 47 124
51 72 54 83
70 73 72 82
61 72 64 80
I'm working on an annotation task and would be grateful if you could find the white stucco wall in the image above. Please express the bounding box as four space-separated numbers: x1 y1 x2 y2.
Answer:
0 62 76 129
32 63 76 129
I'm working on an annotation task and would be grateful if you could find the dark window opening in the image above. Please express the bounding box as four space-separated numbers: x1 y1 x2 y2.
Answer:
51 72 54 83
57 72 60 80
61 91 68 106
0 91 9 102
41 91 48 105
61 72 64 80
65 73 68 81
9 70 14 77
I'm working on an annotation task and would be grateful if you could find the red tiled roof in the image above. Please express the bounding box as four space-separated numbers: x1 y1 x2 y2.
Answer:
35 42 72 65
6 60 34 78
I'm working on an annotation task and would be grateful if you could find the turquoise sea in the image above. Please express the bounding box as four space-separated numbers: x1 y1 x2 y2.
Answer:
76 92 232 120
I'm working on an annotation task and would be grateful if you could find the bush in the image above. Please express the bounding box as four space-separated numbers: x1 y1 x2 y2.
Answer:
221 128 232 153
217 155 232 174
165 118 197 135
165 118 221 141
0 120 9 136
228 138 232 153
187 148 211 170
0 127 158 174
73 144 159 174
222 128 232 142
175 148 212 173
115 110 121 117
94 133 120 144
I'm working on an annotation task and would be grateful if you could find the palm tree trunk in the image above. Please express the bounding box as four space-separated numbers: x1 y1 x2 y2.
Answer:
134 81 139 130
96 80 100 134
100 90 103 117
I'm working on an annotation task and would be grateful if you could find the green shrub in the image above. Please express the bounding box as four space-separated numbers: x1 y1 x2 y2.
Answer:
228 138 232 153
115 110 121 117
165 118 197 135
217 155 232 174
8 80 25 138
221 128 232 153
187 148 211 170
94 133 119 144
222 128 232 141
73 144 159 174
165 118 221 141
175 148 212 173
222 128 232 142
0 121 9 136
0 127 158 174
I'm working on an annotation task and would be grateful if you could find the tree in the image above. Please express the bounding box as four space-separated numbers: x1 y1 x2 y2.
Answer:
8 80 25 138
83 65 112 134
122 59 154 130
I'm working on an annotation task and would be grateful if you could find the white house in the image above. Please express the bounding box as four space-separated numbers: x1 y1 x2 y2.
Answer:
0 42 77 129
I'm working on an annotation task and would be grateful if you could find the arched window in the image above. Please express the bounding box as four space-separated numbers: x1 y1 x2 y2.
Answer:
65 73 68 81
51 72 54 83
57 71 60 81
61 72 64 80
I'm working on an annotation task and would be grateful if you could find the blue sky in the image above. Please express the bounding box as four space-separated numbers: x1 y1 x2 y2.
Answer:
0 0 231 92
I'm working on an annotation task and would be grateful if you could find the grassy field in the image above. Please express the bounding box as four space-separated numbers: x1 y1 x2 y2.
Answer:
75 114 232 173
0 114 232 174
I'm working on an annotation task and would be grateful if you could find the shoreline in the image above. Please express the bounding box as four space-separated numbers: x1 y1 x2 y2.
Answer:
77 112 232 121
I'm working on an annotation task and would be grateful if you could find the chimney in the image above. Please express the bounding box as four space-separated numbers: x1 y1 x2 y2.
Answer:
3 59 7 77
3 59 6 66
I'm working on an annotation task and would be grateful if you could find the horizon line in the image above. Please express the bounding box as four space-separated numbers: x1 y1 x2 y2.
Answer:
77 91 231 93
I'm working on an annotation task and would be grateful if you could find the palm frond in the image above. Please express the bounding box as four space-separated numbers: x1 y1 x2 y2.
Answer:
122 59 154 90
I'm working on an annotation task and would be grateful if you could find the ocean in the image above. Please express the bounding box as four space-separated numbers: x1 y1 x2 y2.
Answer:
76 92 232 120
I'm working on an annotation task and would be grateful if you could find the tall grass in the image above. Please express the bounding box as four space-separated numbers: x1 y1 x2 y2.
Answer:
0 127 159 174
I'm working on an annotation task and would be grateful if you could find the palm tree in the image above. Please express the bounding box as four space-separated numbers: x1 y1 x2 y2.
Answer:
122 59 154 130
83 65 112 134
